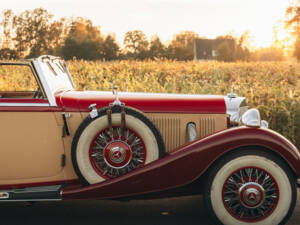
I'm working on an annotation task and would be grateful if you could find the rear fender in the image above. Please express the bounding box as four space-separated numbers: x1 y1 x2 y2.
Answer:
62 126 300 200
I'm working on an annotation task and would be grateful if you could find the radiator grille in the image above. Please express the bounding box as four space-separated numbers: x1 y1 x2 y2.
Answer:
148 114 222 153
199 117 216 138
150 117 181 152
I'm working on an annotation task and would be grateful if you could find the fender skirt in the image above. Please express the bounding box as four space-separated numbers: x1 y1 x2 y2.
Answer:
62 126 300 200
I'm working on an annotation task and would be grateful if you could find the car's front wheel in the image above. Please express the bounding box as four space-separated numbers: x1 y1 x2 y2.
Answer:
204 150 296 225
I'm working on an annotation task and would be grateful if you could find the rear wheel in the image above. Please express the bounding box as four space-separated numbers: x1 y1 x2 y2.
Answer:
72 105 166 185
204 150 296 225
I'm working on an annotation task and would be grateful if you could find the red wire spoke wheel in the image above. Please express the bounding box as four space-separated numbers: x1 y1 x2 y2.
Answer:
89 126 146 178
204 150 296 225
72 105 166 185
222 167 279 222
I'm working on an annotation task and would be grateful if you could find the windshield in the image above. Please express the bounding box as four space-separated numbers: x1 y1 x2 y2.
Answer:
37 56 74 94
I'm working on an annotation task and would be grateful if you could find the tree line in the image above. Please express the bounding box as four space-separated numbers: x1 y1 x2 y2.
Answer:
0 8 288 61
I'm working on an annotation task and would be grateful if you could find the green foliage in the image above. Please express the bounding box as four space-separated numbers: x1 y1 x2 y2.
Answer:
62 18 104 60
168 31 199 60
0 9 14 50
236 31 251 61
13 8 66 58
123 30 149 60
0 8 291 61
149 35 166 59
285 0 300 61
0 8 68 58
0 9 120 61
214 34 252 62
103 34 120 60
216 41 235 62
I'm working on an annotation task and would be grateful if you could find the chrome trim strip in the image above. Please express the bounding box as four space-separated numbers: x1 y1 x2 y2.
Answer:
0 192 9 199
32 60 57 107
0 103 49 107
0 184 63 201
13 185 62 193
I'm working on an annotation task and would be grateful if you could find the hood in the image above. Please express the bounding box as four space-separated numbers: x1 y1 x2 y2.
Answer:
55 90 226 114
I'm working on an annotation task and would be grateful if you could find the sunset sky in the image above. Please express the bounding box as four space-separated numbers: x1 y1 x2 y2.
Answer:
0 0 295 48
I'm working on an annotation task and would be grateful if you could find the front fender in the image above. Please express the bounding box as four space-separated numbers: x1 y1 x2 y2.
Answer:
62 126 300 200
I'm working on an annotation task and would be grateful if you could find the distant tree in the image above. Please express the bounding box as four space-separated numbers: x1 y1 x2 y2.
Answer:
169 31 199 60
103 34 120 60
149 35 166 59
13 8 49 57
238 31 252 49
216 41 235 62
0 10 17 59
236 31 252 61
11 8 67 58
0 10 14 49
46 18 70 56
123 30 149 59
285 0 300 61
62 17 104 60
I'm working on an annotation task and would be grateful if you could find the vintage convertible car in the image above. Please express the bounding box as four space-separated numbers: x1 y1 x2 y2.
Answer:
0 55 299 225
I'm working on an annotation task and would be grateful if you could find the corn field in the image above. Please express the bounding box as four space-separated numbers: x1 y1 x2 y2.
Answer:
67 60 300 150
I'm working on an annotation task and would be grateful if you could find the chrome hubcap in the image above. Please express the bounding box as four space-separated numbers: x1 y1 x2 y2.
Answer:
110 147 127 163
90 126 146 178
104 142 132 168
222 167 279 222
239 182 264 208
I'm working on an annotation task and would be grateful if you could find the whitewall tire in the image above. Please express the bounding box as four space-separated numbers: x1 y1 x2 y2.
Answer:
204 150 296 225
72 106 166 185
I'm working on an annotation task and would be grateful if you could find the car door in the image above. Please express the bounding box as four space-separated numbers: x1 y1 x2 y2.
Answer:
0 63 65 182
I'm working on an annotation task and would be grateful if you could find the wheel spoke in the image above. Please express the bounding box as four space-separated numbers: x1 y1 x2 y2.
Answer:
133 158 143 163
245 168 253 180
224 188 238 194
240 170 246 183
90 126 146 178
131 137 141 147
222 166 279 222
116 127 121 138
91 152 102 158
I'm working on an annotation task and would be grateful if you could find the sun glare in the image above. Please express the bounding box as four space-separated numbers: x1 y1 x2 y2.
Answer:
253 35 273 49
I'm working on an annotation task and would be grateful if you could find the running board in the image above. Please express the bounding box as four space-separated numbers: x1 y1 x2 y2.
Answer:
0 185 62 201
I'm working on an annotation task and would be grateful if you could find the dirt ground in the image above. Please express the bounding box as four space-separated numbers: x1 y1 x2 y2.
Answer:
1 189 300 225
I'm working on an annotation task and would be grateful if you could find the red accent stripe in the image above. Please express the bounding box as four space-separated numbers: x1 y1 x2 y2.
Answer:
0 179 80 190
0 106 63 112
0 99 63 112
0 99 48 103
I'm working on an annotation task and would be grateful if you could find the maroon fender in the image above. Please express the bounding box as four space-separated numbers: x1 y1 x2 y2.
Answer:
62 126 300 200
